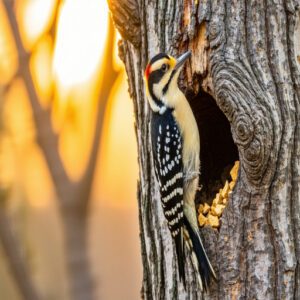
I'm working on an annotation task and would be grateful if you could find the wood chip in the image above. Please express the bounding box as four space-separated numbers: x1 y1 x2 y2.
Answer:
230 161 239 181
210 204 226 217
198 161 240 230
221 180 230 199
207 213 219 228
198 204 204 214
214 193 223 205
202 203 210 215
198 213 207 227
212 198 218 207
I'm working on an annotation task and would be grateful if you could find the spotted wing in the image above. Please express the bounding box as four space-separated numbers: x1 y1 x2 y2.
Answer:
153 123 184 234
151 111 185 283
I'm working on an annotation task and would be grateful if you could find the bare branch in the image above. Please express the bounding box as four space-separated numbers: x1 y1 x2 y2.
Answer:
48 0 61 40
3 0 71 202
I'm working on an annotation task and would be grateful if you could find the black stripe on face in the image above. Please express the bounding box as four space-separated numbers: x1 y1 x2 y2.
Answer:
148 69 165 106
162 69 176 95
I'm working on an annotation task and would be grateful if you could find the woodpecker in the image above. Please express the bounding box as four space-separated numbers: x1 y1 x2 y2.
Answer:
144 51 216 290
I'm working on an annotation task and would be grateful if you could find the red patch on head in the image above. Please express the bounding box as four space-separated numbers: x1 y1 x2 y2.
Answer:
144 64 151 80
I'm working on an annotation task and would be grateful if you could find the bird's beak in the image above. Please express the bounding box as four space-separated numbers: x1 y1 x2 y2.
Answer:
174 51 191 71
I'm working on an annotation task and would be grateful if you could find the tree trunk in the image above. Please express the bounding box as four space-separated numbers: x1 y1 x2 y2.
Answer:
109 0 300 298
62 207 94 300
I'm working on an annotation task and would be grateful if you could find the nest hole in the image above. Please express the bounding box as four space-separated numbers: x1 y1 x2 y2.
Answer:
187 88 239 206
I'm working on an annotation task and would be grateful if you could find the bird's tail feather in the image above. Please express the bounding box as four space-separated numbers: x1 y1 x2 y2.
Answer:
183 217 216 291
174 228 186 287
183 227 203 290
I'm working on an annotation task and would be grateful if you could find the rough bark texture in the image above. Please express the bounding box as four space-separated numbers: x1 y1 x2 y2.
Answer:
109 0 300 299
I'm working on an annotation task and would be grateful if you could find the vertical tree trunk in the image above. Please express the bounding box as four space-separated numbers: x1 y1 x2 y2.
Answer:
62 208 94 300
109 0 300 298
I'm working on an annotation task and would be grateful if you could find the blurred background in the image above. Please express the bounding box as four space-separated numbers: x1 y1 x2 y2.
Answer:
0 0 141 299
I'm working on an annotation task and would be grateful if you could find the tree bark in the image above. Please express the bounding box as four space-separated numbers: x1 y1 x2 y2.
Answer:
109 0 300 299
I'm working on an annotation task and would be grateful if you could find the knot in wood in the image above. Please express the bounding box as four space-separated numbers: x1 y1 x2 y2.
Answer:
233 112 270 185
243 138 265 183
209 21 224 48
217 90 236 121
216 87 270 186
209 22 218 38
244 139 261 162
232 114 254 147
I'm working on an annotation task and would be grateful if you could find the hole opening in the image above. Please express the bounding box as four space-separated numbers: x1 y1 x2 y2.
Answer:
187 88 239 206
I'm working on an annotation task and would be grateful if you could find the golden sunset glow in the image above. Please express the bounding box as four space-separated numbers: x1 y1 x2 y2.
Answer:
17 0 56 48
0 0 138 206
53 0 108 87
30 35 53 103
97 72 138 209
0 1 141 298
0 3 17 84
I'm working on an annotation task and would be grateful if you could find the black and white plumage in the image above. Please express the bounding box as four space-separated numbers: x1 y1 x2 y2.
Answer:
144 51 216 291
151 108 185 283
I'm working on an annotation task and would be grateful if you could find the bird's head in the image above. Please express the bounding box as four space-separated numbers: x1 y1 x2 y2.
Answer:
144 51 191 113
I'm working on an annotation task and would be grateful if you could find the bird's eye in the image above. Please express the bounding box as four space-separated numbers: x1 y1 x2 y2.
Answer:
161 64 168 72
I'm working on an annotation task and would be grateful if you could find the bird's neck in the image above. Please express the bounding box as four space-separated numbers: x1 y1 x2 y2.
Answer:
163 84 185 110
148 94 167 114
148 82 185 115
